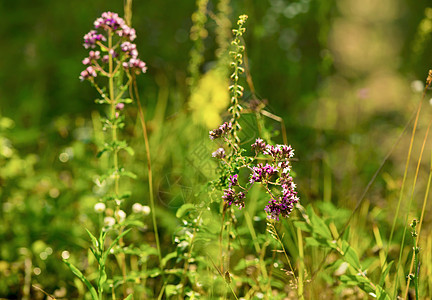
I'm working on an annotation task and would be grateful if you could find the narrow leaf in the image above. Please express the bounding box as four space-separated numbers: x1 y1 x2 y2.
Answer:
85 229 99 251
102 229 132 263
379 261 394 287
63 260 98 300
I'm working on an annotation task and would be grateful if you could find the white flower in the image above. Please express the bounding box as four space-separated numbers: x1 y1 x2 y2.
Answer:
142 205 151 216
132 203 143 214
116 210 127 222
94 202 106 213
104 216 115 227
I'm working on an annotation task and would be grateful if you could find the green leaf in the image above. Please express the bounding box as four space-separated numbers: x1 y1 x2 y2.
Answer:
293 221 311 232
124 294 134 300
161 251 178 268
98 265 107 291
96 148 108 158
119 191 132 200
124 146 135 156
176 204 196 219
85 229 100 252
102 229 132 264
304 237 321 247
165 284 179 296
342 242 362 270
379 261 394 287
121 171 137 179
147 268 161 277
89 247 100 261
123 219 145 227
63 260 99 300
376 285 391 300
307 206 332 240
340 274 374 294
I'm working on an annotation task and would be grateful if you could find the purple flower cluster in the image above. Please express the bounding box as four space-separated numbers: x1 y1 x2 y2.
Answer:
249 163 278 183
250 139 298 220
222 188 246 209
209 122 232 140
83 30 106 49
229 174 238 187
251 138 267 153
82 50 101 65
211 134 299 219
212 148 226 159
252 139 294 160
263 144 294 160
264 174 299 220
80 12 147 81
123 58 148 74
80 66 97 81
94 12 136 41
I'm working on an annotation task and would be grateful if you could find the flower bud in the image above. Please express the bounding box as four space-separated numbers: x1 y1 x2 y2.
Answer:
94 202 106 213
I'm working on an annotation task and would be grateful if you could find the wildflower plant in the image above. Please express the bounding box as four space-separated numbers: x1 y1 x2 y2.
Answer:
64 11 148 299
209 15 299 221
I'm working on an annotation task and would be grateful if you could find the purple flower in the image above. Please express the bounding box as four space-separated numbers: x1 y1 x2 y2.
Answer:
222 188 245 209
83 30 106 49
229 174 238 187
116 103 125 110
264 173 299 220
123 58 147 74
212 148 226 159
251 138 267 153
94 12 125 31
82 51 101 65
249 163 278 183
117 24 137 41
209 122 233 140
264 144 294 159
79 66 97 81
120 42 137 55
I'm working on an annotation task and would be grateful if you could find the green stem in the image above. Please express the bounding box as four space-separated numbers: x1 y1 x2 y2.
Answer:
108 28 127 297
244 211 270 293
132 76 164 292
297 227 305 300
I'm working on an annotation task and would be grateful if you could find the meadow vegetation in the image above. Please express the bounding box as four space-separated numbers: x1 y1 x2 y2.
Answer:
1 0 432 299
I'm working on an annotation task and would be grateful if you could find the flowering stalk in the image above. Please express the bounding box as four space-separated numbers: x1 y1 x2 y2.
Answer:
228 14 247 144
207 16 299 289
65 11 148 299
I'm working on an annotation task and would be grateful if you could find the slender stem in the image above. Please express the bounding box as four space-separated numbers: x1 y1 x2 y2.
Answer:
297 227 305 300
107 28 127 297
390 81 430 298
268 222 298 285
244 210 272 296
403 119 432 298
179 213 200 298
220 206 226 273
131 76 164 289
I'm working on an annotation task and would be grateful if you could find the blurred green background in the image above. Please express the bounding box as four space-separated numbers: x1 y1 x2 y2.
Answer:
2 0 432 298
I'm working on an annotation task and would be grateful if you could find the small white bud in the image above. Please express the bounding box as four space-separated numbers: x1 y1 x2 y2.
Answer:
104 216 115 227
94 202 106 213
116 210 126 222
142 205 151 216
132 203 143 214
